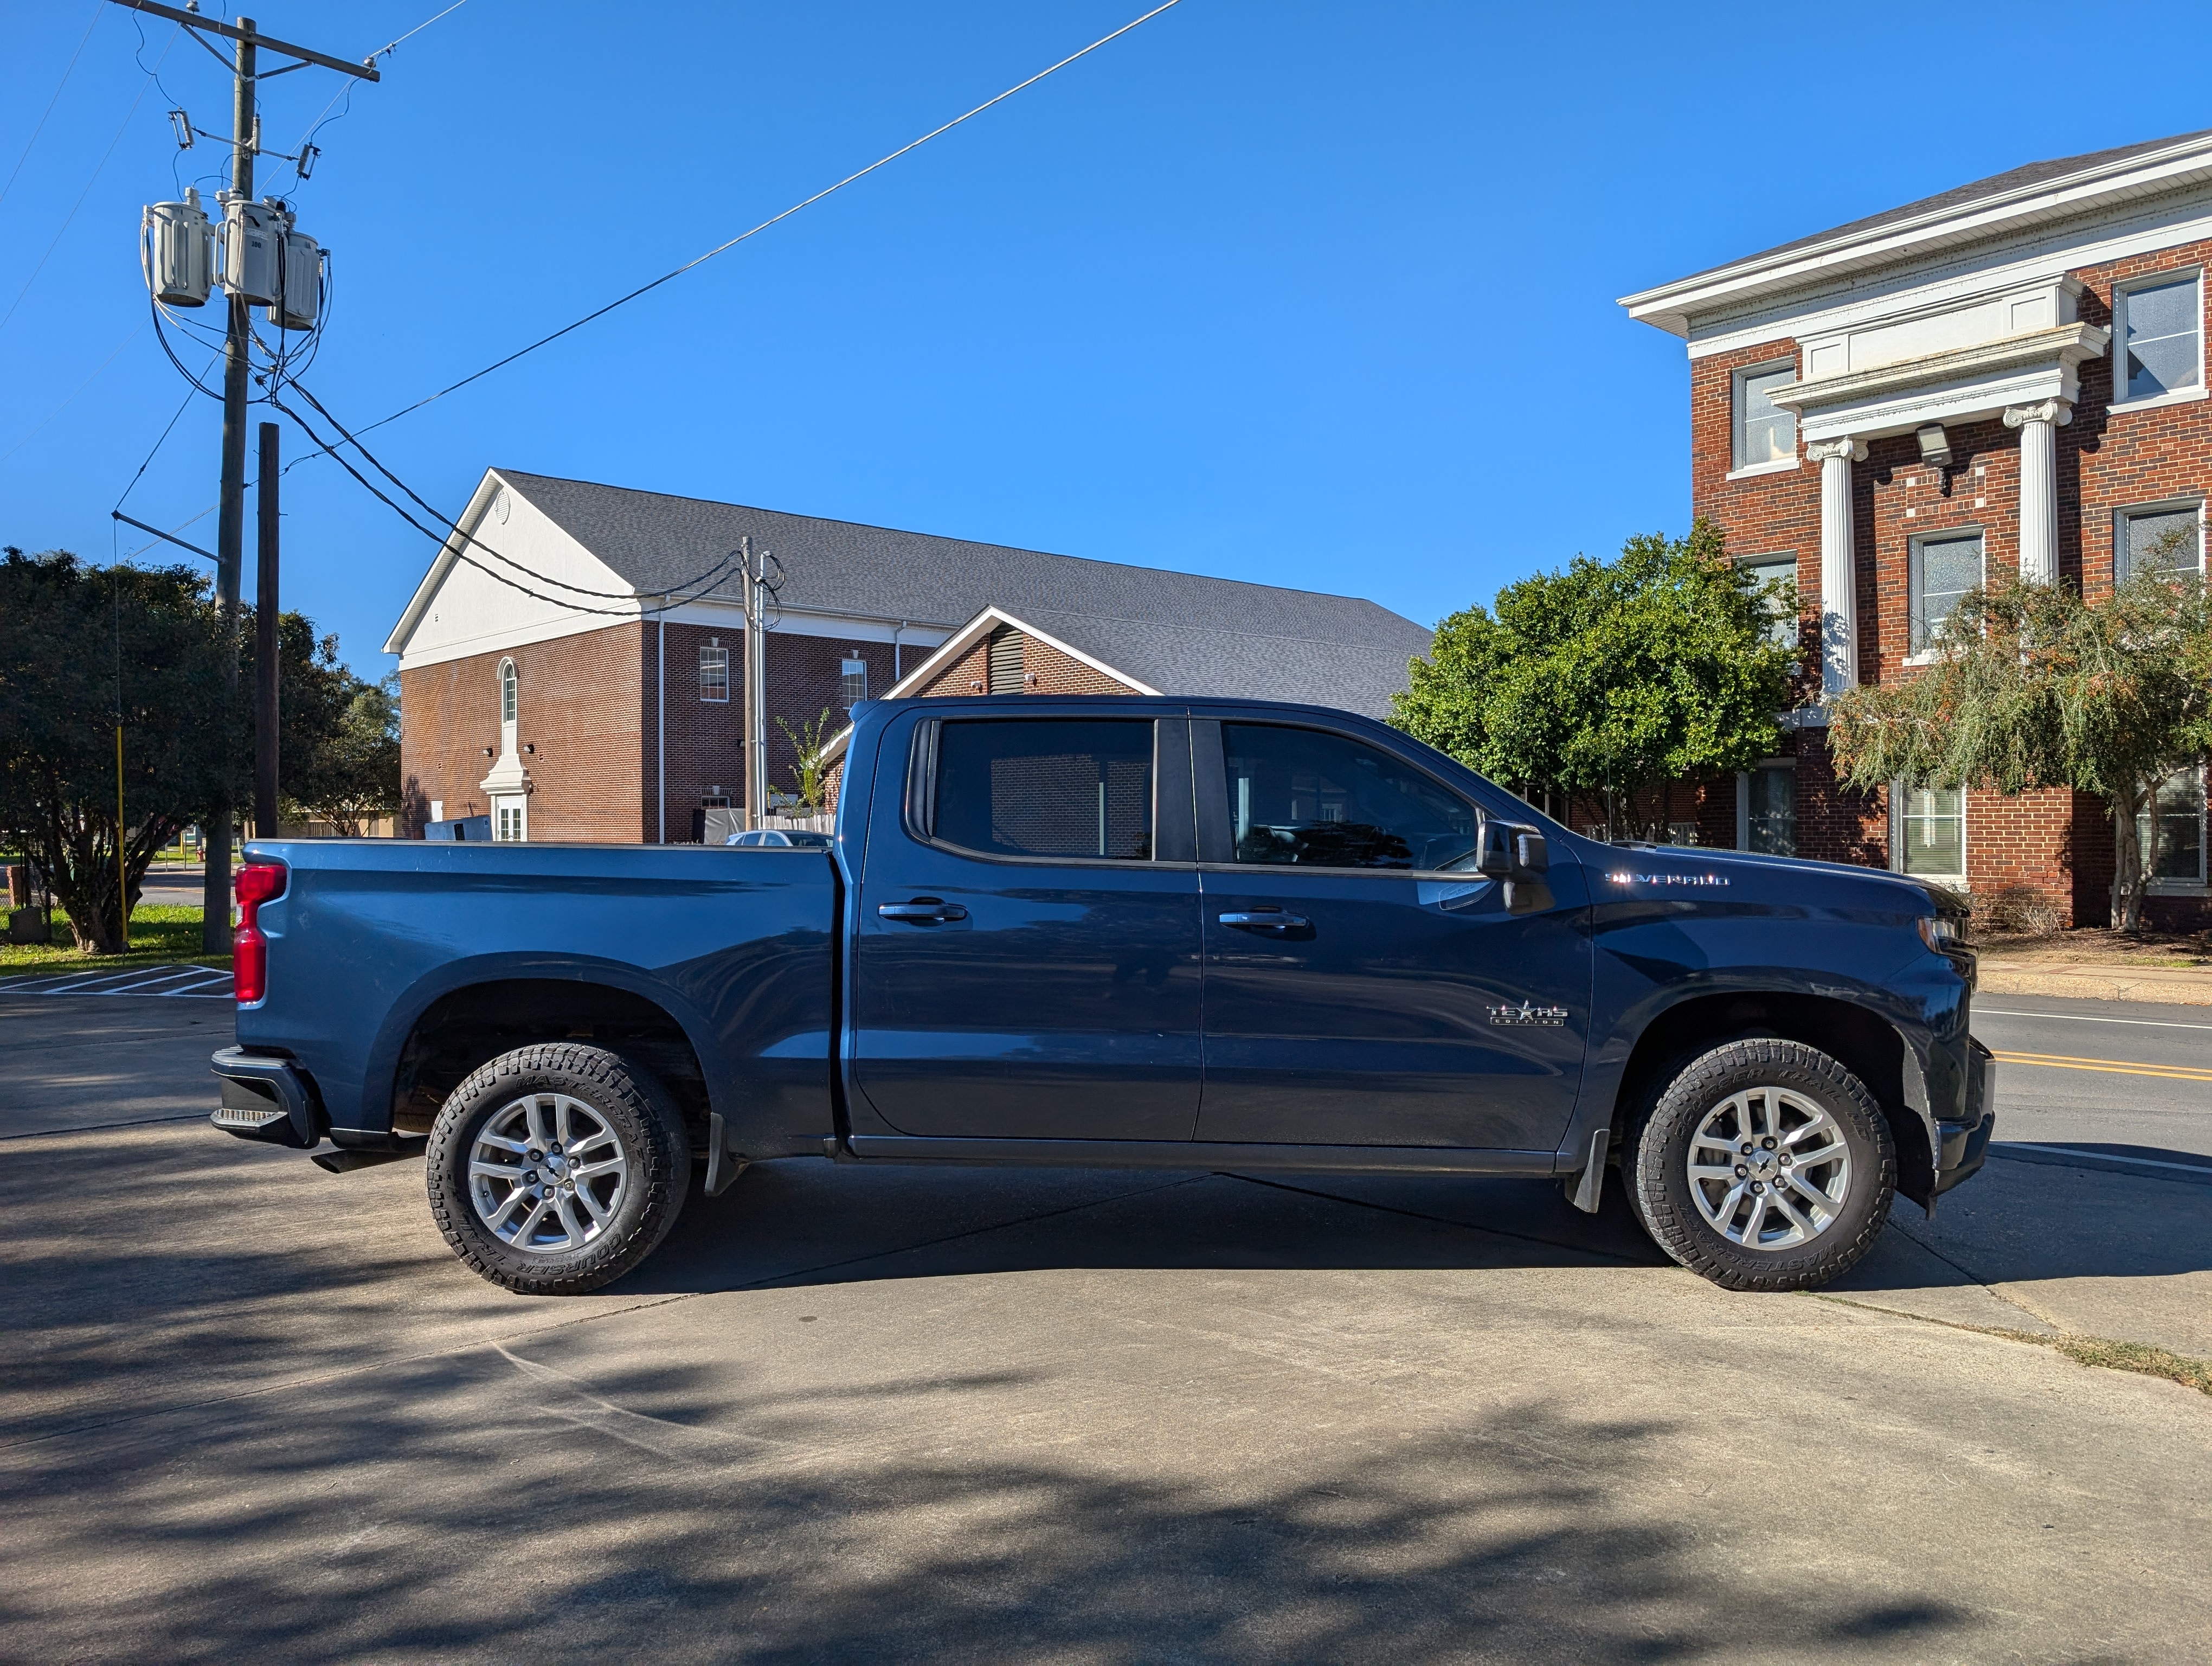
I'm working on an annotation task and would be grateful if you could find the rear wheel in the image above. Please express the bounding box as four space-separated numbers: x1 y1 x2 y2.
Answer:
426 1043 689 1295
1624 1037 1894 1292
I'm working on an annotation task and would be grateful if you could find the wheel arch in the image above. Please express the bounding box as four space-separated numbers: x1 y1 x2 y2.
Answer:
381 967 720 1151
1608 991 1933 1204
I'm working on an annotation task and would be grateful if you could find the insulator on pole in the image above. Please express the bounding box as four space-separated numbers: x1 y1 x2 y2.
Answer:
142 187 215 307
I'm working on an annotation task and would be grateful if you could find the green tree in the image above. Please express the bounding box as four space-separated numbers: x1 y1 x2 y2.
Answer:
0 549 233 952
1828 555 2212 932
1393 520 1798 838
776 708 838 812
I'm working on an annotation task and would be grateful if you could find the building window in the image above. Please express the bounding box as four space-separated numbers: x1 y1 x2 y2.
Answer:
1895 784 1965 880
2114 270 2202 405
2117 500 2204 581
498 658 517 726
1737 553 1799 651
2139 765 2208 889
492 795 526 843
699 643 729 702
1909 530 1984 653
1732 362 1798 471
1739 763 1796 856
840 654 867 709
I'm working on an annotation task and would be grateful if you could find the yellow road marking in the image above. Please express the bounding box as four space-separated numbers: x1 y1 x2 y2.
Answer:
1991 1049 2212 1084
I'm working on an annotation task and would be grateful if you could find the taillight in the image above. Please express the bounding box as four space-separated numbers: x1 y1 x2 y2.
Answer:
234 862 287 1004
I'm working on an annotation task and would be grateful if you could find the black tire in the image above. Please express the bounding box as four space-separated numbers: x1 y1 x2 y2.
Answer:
426 1043 689 1296
1622 1037 1895 1292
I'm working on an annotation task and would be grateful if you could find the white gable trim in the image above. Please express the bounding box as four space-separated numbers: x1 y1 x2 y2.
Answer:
818 605 1155 766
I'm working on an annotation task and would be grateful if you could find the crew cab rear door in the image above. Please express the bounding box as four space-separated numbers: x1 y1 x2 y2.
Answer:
851 709 1203 1141
1190 716 1590 1151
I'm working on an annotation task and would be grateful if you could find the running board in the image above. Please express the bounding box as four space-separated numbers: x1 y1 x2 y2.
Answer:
844 1135 1558 1178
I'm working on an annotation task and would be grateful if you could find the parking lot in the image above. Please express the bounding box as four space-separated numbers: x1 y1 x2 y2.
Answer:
3 988 2208 1663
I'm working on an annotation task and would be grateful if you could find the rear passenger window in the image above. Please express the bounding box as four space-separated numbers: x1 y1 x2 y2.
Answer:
932 720 1154 860
1222 723 1478 871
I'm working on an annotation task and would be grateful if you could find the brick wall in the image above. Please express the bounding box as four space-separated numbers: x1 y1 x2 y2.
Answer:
400 625 646 842
906 627 1135 699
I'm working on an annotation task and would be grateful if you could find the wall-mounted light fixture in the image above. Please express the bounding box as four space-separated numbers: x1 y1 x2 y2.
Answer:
1916 424 1952 467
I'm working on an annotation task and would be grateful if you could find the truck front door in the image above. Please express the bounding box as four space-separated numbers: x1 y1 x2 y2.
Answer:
1191 717 1590 1152
852 712 1203 1142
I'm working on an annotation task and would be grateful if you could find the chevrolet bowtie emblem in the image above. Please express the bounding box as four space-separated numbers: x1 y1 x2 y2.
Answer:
1488 1002 1570 1027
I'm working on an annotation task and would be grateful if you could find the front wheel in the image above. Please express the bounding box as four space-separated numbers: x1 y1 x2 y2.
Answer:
1623 1038 1895 1292
426 1044 690 1295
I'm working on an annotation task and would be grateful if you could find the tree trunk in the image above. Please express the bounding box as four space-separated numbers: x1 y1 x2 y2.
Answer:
2111 785 2151 934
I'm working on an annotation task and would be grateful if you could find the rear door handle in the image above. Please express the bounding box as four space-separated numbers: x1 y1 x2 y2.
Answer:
1218 910 1310 932
878 899 969 924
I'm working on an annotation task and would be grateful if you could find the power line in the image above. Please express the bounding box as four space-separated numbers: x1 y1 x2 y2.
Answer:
268 389 741 619
113 366 214 511
345 0 1185 442
0 19 177 338
0 323 145 466
0 0 104 215
288 377 739 601
369 0 469 61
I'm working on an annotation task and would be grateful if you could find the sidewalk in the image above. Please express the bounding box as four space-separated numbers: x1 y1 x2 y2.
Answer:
1978 933 2212 1005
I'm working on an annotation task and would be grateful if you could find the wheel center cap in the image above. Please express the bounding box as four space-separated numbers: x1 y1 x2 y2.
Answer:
1746 1150 1779 1181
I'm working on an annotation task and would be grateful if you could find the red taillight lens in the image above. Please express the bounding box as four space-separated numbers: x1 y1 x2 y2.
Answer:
233 862 287 1004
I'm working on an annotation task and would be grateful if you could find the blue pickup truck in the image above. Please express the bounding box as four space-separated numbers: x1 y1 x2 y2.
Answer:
211 695 1994 1296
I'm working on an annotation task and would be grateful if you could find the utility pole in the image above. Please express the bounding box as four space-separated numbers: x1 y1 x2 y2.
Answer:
254 421 280 835
741 542 772 830
107 2 377 949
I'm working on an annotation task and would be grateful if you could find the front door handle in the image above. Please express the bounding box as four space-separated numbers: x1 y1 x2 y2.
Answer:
1218 909 1310 932
878 899 969 924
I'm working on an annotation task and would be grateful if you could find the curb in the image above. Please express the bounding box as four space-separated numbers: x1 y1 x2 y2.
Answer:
1989 1143 2212 1186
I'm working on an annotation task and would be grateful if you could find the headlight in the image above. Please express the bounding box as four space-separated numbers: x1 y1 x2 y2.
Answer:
1918 914 1968 952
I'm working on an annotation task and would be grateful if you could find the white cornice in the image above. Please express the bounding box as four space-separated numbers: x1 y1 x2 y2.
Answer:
1769 323 2109 415
1621 133 2212 337
1771 323 2110 444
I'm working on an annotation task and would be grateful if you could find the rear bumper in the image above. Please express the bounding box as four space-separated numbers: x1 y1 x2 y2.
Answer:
1931 1039 1995 1197
210 1047 323 1150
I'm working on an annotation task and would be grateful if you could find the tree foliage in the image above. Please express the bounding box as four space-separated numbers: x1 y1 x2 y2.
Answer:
1392 521 1798 837
1828 555 2212 931
776 708 839 812
0 549 400 953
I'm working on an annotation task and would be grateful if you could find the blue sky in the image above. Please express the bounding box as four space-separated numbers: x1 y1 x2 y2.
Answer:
7 1 2212 680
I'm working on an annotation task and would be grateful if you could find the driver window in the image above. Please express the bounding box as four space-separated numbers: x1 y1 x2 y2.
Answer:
1221 723 1478 872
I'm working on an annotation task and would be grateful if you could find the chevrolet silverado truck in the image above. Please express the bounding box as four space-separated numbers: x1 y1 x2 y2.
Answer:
210 695 1994 1296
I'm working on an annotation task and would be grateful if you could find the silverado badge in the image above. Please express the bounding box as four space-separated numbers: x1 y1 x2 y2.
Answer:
1488 1002 1570 1027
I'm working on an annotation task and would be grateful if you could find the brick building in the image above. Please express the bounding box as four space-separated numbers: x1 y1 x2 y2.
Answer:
1621 129 2212 927
385 470 1431 842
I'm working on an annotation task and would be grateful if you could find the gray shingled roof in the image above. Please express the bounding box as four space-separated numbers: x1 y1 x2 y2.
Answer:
1674 127 2212 285
497 471 1433 718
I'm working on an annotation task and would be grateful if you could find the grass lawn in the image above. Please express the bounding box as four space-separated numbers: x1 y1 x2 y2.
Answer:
1 905 229 976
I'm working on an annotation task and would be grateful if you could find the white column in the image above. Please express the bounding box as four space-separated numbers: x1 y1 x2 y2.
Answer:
1805 437 1867 699
2003 398 2071 585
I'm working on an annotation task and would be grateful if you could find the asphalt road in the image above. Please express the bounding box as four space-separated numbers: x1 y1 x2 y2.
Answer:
1 990 2207 1663
1972 994 2212 1164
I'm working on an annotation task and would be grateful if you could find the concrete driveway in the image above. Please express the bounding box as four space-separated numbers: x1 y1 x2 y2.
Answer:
2 992 2208 1664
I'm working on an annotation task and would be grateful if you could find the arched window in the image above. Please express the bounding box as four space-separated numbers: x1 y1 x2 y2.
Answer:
499 659 518 726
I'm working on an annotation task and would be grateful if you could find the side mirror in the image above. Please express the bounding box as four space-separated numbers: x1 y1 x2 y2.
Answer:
1476 822 1546 878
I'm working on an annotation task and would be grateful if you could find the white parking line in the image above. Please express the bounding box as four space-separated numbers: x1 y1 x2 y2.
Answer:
0 964 233 999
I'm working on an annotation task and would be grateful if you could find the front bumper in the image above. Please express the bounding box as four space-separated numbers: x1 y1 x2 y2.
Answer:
1930 1038 1995 1197
210 1047 323 1150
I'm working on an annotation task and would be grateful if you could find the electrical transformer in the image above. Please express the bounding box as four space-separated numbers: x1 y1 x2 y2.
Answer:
269 224 324 330
218 193 281 305
140 187 214 306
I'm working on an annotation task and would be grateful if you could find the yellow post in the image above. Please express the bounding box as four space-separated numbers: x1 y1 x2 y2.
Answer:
116 724 127 952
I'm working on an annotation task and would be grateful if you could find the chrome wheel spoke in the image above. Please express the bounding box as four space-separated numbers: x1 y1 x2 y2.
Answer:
1688 1084 1853 1253
470 1094 629 1256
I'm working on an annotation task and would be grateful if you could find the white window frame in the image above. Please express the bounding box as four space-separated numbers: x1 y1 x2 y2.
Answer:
497 658 518 755
840 653 868 708
1729 359 1801 478
2142 762 2209 894
1906 527 1985 664
1735 552 1800 653
2113 496 2206 584
492 794 528 843
2112 267 2205 413
1735 758 1796 855
1891 781 1967 883
699 643 730 703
